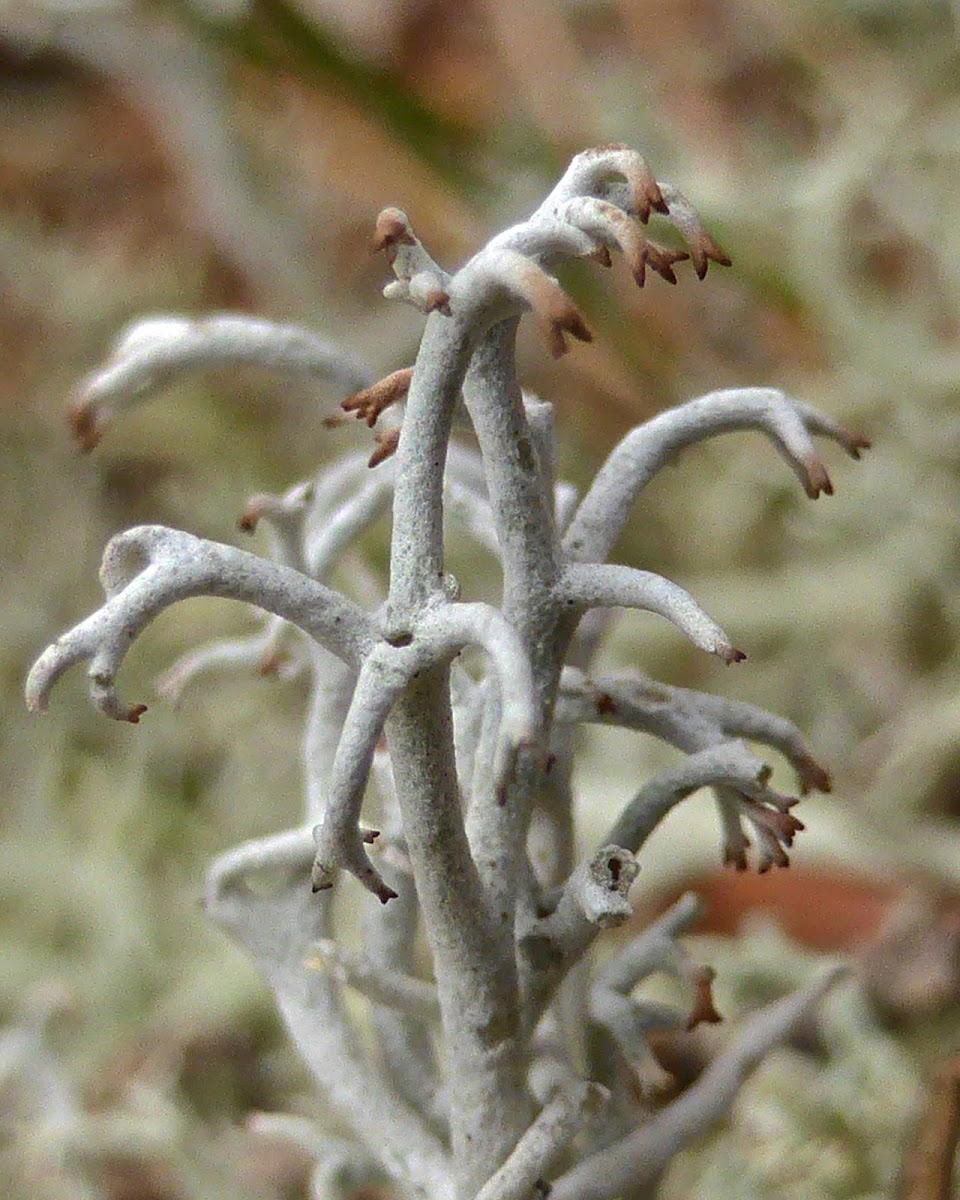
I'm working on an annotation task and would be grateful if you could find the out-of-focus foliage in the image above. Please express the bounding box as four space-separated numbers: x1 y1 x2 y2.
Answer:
2 1 959 1196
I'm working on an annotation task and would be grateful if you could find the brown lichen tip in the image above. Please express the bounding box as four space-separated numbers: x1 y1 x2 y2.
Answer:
802 456 833 499
610 147 668 223
686 966 723 1030
368 426 400 468
795 753 832 795
321 411 351 430
342 367 414 428
372 208 416 260
256 649 287 677
840 428 872 459
632 242 690 287
125 703 149 724
719 646 747 665
375 881 400 905
237 507 260 535
537 295 593 359
68 401 102 453
688 231 733 281
584 144 668 223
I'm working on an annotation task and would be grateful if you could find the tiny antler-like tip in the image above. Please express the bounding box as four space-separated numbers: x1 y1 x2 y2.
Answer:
843 429 872 459
368 426 401 468
691 236 733 280
125 703 149 724
720 647 747 665
343 368 414 428
686 965 723 1030
802 457 833 499
68 402 101 453
236 505 261 534
796 755 832 794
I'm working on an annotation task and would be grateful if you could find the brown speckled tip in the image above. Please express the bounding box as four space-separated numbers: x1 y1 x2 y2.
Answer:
368 426 400 468
343 367 414 428
686 965 723 1030
68 402 101 453
720 646 747 665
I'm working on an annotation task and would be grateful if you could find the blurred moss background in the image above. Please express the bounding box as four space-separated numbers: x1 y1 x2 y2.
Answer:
3 1 960 1196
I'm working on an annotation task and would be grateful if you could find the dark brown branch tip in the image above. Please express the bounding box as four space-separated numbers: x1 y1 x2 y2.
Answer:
377 885 400 905
68 403 101 453
594 691 617 716
322 412 351 429
690 235 733 280
842 429 872 459
361 828 382 844
125 703 148 724
720 647 747 665
795 755 832 795
369 426 401 468
645 244 690 286
686 966 723 1030
803 458 833 499
343 368 414 428
237 507 260 534
546 310 593 360
255 649 291 678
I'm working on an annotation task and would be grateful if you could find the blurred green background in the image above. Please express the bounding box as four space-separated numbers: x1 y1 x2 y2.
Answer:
3 1 960 1196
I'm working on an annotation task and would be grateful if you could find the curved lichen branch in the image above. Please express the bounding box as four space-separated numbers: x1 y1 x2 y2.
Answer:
590 894 722 1077
555 197 689 286
69 314 371 451
311 598 539 901
474 1082 610 1200
602 740 795 868
25 526 375 721
424 601 541 800
155 616 303 708
549 967 847 1200
374 208 452 315
204 835 455 1200
564 388 870 563
558 562 744 664
457 249 593 359
237 479 315 541
556 669 832 794
310 643 415 903
656 182 732 280
539 144 668 224
303 467 398 579
307 939 440 1022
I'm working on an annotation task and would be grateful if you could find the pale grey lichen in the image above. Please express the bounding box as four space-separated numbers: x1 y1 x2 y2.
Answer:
26 145 866 1200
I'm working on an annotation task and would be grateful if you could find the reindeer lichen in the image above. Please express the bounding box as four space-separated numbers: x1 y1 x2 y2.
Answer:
26 145 864 1200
